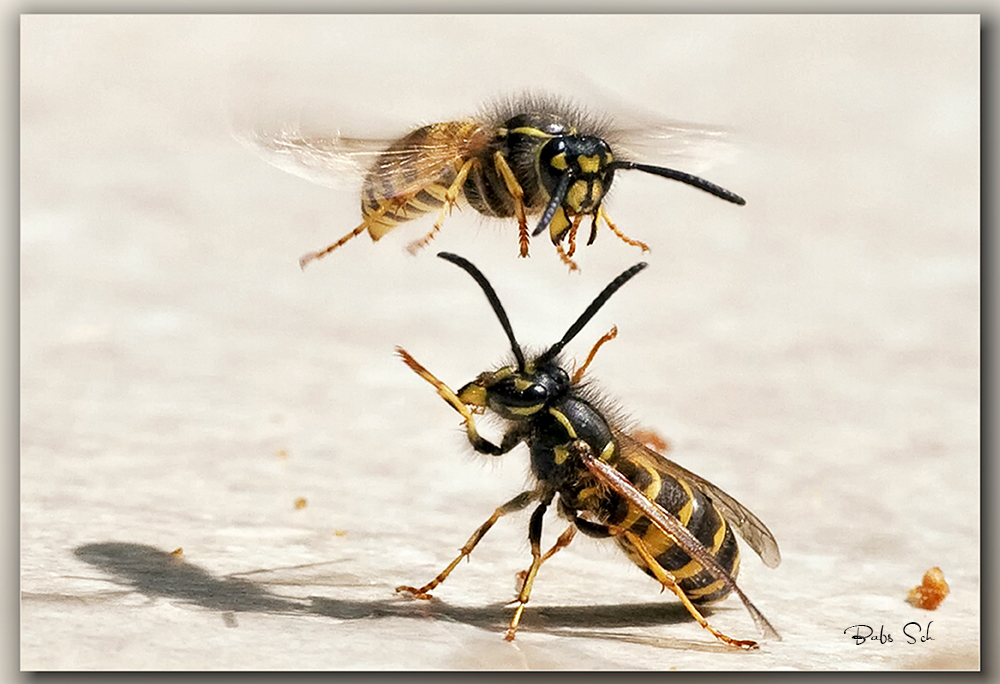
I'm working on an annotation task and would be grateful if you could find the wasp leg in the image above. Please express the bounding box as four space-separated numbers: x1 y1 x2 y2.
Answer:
554 240 580 272
396 348 526 456
491 151 530 257
515 524 576 592
598 206 650 253
564 214 584 258
621 529 759 650
586 214 599 246
571 325 618 384
505 497 553 640
406 158 479 255
396 347 474 422
298 203 393 269
396 490 538 600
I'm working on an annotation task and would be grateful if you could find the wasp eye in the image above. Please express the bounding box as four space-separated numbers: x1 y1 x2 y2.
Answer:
492 377 548 408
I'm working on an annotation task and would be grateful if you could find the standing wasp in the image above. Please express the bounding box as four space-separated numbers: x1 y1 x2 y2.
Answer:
246 95 745 270
394 252 781 648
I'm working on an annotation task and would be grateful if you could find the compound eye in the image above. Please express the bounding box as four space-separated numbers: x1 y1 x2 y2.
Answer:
492 377 548 408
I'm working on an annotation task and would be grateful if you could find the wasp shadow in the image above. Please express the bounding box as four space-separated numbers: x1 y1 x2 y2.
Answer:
73 541 734 648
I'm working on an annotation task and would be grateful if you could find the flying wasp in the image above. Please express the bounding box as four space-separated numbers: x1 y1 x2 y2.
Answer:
394 252 780 648
246 95 746 270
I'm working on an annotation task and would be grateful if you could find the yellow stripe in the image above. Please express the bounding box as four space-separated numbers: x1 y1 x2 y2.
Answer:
599 441 615 462
670 558 703 580
639 524 672 558
675 477 694 526
710 516 728 553
548 408 578 438
686 578 726 599
509 126 554 138
554 446 570 465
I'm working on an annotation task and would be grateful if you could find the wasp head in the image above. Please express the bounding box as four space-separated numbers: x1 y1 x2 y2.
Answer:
538 135 615 218
458 361 571 421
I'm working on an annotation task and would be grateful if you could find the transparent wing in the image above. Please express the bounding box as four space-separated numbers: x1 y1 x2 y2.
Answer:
610 118 740 176
611 427 781 568
237 120 489 198
236 127 399 190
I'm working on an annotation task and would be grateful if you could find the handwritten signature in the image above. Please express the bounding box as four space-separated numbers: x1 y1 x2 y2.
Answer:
844 622 935 645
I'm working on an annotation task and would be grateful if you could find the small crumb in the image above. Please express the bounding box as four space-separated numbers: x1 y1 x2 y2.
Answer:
907 566 949 610
334 529 348 537
632 427 670 452
170 547 184 558
277 449 289 459
294 497 307 510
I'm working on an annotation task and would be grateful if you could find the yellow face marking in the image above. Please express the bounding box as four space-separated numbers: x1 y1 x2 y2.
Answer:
685 578 727 600
566 180 589 212
548 207 570 240
457 383 487 407
554 446 569 465
491 367 514 380
548 408 578 439
577 155 601 174
513 378 534 392
550 153 568 171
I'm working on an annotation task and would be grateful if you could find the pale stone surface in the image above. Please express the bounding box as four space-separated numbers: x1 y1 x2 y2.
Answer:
21 15 979 670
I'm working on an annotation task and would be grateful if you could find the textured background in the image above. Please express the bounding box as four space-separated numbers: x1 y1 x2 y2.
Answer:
20 15 980 670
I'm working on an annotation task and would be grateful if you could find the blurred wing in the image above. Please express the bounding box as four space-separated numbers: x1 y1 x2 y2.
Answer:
612 427 781 568
237 120 489 200
611 118 740 176
236 127 393 190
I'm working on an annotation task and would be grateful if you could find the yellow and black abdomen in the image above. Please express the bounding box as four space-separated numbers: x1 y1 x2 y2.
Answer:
360 120 486 241
610 457 740 604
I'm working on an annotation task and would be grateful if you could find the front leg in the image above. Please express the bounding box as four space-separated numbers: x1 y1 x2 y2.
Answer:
396 490 538 599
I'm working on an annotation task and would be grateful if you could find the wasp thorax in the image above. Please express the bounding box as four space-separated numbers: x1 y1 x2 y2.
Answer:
539 136 615 214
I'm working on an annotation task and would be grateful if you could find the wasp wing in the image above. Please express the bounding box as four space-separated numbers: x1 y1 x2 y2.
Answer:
580 447 780 641
611 428 781 569
610 118 740 176
236 127 391 190
237 120 489 200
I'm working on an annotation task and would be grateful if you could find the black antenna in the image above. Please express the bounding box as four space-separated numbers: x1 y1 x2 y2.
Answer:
437 252 526 371
531 173 572 237
608 161 745 205
538 262 648 364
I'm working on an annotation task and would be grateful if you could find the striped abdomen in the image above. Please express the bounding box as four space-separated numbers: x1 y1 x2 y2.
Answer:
610 455 740 604
361 120 487 241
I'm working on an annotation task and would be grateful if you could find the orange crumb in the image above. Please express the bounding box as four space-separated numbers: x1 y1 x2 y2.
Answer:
334 529 348 537
294 497 307 510
632 427 671 452
907 566 949 610
170 547 184 558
